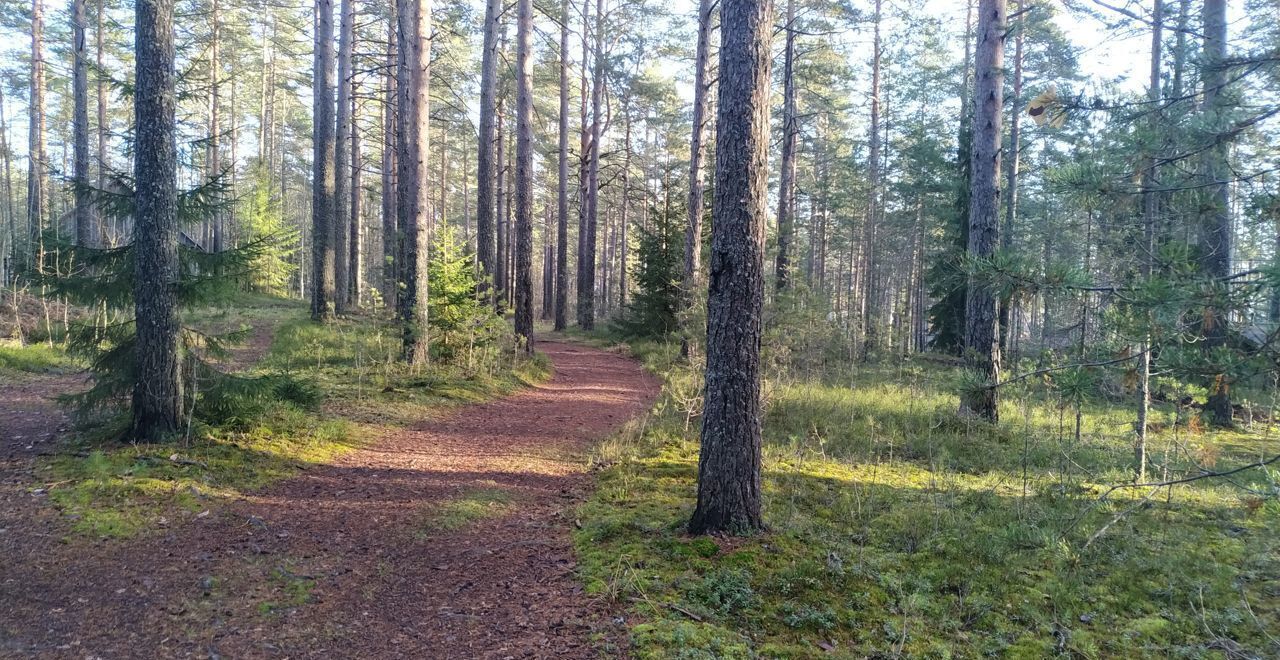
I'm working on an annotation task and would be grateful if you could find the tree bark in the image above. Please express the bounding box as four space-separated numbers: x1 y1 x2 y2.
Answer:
619 102 630 308
207 0 224 254
554 0 570 330
860 0 882 357
1135 0 1162 482
132 0 182 440
333 0 354 313
580 0 604 330
378 0 394 309
998 0 1023 361
689 0 772 536
381 1 398 309
773 0 797 291
1 88 14 280
476 0 501 297
27 0 47 267
351 86 363 307
397 0 432 364
576 0 590 327
495 95 508 306
311 0 337 320
1200 0 1231 426
959 0 1004 422
73 0 91 247
542 195 553 320
95 0 108 244
513 0 535 351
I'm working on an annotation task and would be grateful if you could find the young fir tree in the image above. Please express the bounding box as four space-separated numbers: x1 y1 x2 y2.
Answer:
615 203 685 338
426 227 504 363
43 171 277 434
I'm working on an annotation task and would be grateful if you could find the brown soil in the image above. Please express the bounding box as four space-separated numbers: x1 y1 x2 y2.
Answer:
0 339 659 659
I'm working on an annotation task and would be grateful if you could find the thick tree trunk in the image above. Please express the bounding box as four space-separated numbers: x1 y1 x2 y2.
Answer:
773 0 797 291
1200 0 1232 425
476 0 501 296
132 0 182 440
333 0 354 313
73 0 91 247
959 0 1004 422
689 0 772 536
381 2 398 309
554 0 570 331
513 0 535 351
311 0 337 320
397 0 432 364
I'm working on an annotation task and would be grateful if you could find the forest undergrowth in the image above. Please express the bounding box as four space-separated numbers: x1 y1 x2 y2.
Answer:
6 296 550 539
574 334 1280 659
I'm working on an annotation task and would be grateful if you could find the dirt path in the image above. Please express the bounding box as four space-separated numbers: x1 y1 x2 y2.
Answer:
1 340 658 659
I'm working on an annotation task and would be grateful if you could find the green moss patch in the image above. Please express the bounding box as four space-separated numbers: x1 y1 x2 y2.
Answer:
575 339 1280 658
418 487 516 534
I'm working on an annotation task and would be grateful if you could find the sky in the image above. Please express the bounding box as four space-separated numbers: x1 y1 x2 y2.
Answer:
0 0 1246 162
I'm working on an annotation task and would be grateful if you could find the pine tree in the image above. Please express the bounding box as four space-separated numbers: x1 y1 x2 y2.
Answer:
689 0 773 536
131 0 182 440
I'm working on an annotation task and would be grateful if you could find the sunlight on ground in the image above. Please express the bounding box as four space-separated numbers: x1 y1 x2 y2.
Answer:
576 339 1280 659
21 298 551 540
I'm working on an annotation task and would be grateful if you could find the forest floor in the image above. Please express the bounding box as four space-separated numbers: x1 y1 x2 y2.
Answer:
0 308 660 658
574 336 1280 658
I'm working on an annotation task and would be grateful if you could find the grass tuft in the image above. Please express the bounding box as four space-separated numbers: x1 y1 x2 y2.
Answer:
418 487 515 534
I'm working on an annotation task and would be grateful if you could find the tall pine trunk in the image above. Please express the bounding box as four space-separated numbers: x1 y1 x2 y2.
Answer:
1200 0 1232 426
860 0 882 358
1 88 14 280
27 0 47 267
208 0 222 253
773 0 797 291
311 0 337 320
476 0 501 297
132 0 182 440
73 0 91 247
580 0 604 330
495 96 508 306
95 0 108 244
998 0 1024 362
576 0 591 327
513 0 534 350
381 1 398 309
1135 0 1162 482
397 0 432 364
554 0 570 331
333 0 354 313
959 0 1004 422
689 0 772 536
351 89 363 307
